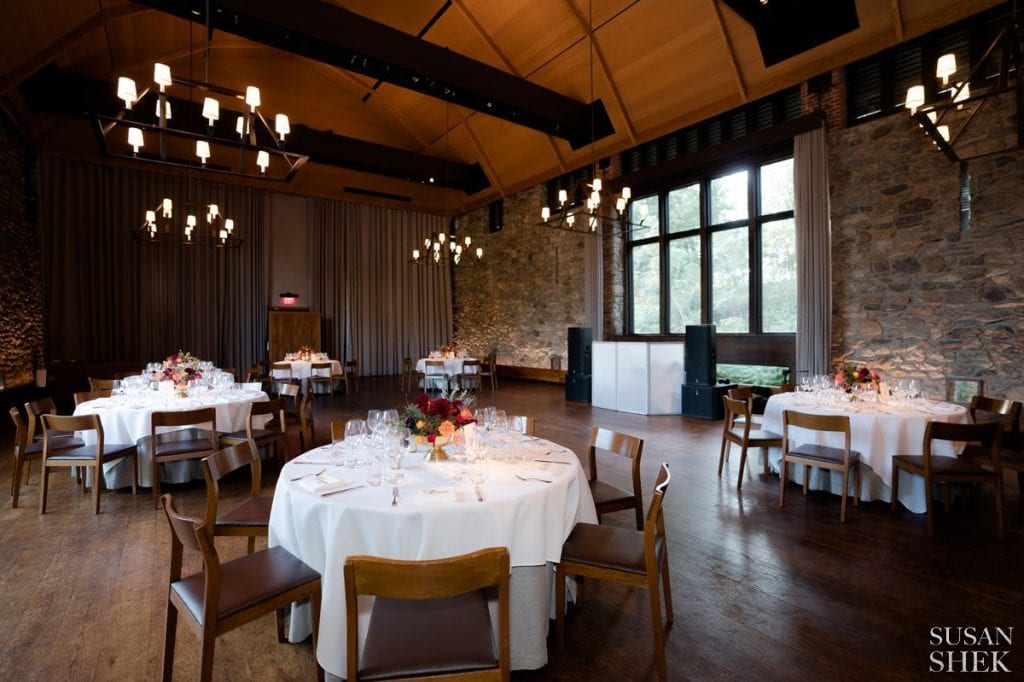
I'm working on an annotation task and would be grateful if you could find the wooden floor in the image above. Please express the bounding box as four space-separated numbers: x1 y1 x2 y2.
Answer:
1 378 1021 681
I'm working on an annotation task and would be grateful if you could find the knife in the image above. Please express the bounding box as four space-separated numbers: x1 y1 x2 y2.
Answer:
475 484 484 502
532 459 572 465
321 484 365 497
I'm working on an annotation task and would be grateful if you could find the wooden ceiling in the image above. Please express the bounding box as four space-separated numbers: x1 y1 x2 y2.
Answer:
0 0 1004 215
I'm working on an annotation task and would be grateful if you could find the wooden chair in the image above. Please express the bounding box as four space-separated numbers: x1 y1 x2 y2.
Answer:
330 419 348 442
892 421 1004 538
342 359 361 394
421 359 447 393
727 385 762 427
218 399 288 471
159 493 323 682
343 547 510 682
74 390 112 406
25 397 84 449
202 441 271 554
150 408 218 508
779 410 861 522
456 359 482 392
588 426 645 530
308 361 335 397
88 377 117 391
718 396 783 490
479 353 497 391
965 396 1024 491
279 384 314 454
509 415 536 436
556 463 673 681
270 362 295 396
770 383 797 395
400 357 423 395
39 413 137 514
9 407 43 509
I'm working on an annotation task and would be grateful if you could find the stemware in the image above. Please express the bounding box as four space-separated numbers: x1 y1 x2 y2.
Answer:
907 378 921 400
367 410 385 434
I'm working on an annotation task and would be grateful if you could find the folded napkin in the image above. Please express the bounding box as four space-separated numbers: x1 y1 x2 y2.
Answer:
294 447 337 465
415 487 457 505
297 472 357 496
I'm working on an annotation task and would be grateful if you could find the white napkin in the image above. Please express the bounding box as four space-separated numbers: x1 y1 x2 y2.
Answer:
297 472 357 496
415 487 458 504
294 447 337 465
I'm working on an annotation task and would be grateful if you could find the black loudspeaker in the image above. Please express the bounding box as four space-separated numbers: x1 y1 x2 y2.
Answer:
681 383 734 420
684 325 716 387
567 327 592 376
565 375 592 403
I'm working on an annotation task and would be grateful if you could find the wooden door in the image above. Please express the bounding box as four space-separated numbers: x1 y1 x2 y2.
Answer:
268 311 321 362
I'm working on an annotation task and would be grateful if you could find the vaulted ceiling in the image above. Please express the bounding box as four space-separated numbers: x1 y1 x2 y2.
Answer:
0 0 1003 215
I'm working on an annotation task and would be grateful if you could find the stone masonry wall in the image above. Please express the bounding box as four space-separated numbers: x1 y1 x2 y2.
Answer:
0 119 43 389
453 185 589 368
828 93 1024 400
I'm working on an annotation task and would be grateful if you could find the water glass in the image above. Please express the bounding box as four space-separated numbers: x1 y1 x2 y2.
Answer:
345 419 368 444
366 455 384 486
367 410 384 434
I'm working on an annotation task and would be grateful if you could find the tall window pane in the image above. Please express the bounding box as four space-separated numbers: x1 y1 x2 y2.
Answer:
667 183 700 233
630 195 659 241
668 236 701 333
711 228 749 332
709 170 748 224
631 243 661 334
761 218 797 332
760 158 794 214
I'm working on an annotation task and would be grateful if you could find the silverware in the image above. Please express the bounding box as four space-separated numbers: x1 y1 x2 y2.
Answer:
322 485 365 497
391 485 399 506
515 473 552 483
475 485 484 502
289 468 325 481
532 459 571 465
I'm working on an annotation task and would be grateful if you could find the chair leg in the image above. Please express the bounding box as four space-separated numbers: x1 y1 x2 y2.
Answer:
943 483 951 515
161 602 178 682
152 460 161 509
555 563 567 652
246 536 256 554
736 445 748 491
38 465 49 514
761 447 770 476
199 626 217 682
802 464 809 496
778 459 787 508
925 479 934 536
891 466 900 511
840 469 849 523
853 463 860 506
717 438 729 477
11 456 24 508
277 606 289 643
634 500 644 531
646 572 667 681
311 586 324 682
660 553 674 624
93 463 102 514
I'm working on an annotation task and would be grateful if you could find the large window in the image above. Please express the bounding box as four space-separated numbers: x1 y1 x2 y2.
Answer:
626 155 795 335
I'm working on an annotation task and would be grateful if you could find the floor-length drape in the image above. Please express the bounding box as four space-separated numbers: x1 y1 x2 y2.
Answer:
794 126 832 377
38 156 268 373
307 199 450 376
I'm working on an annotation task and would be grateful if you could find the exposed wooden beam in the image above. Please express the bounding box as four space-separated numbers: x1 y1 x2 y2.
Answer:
0 4 149 97
890 0 905 42
562 0 637 145
450 0 566 173
709 0 748 102
450 106 505 197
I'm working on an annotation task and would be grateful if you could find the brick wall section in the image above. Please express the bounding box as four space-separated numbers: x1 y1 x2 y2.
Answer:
0 120 43 389
801 68 846 131
827 93 1024 400
452 185 589 368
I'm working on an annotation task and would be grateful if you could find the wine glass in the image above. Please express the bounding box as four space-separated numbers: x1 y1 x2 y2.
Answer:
908 378 921 401
367 410 384 434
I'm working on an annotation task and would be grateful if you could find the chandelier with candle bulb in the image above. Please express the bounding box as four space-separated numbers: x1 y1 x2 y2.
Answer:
410 230 483 266
132 198 240 248
537 175 645 238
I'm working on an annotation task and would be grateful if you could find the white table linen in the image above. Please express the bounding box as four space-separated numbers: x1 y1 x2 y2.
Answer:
761 392 969 512
279 359 343 380
269 435 596 676
416 357 480 390
73 387 269 488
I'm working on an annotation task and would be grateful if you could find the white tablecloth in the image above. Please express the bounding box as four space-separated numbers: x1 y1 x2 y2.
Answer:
415 357 479 377
762 392 969 513
269 435 596 677
73 388 269 488
278 359 343 380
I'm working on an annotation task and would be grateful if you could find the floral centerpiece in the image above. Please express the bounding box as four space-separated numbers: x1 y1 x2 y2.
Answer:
296 345 313 361
404 390 476 461
833 364 882 392
162 350 203 391
437 342 460 359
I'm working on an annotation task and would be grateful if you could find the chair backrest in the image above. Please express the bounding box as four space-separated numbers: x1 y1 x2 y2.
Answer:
424 360 445 374
771 383 797 394
160 493 223 625
509 415 535 436
278 384 312 423
41 413 101 454
462 359 482 373
151 408 218 453
248 398 282 431
924 420 1003 474
310 362 332 377
74 390 112 406
643 463 672 562
343 547 510 682
588 426 644 483
271 362 292 379
89 377 117 391
782 410 851 461
969 396 1021 439
24 397 57 441
8 407 27 453
245 365 259 383
402 357 414 373
330 419 347 442
722 396 751 434
345 359 359 376
728 385 754 402
202 441 261 529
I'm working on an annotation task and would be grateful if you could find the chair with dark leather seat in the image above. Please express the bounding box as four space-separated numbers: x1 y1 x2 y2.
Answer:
39 413 137 514
150 407 218 508
727 385 763 427
74 390 112 406
159 493 323 682
25 397 85 450
343 546 510 682
588 426 645 530
202 441 271 554
400 357 423 395
779 410 861 523
892 420 1004 538
278 384 314 455
456 359 482 392
88 377 117 391
556 463 673 681
964 396 1023 491
308 361 335 397
218 399 288 470
718 396 782 489
342 359 361 394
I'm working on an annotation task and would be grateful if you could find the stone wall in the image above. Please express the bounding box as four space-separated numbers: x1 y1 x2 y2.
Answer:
828 94 1024 400
0 119 43 389
453 185 589 368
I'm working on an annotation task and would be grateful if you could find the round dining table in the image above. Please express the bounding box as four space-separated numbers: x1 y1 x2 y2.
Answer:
269 433 596 677
73 385 269 489
415 356 479 389
761 391 970 512
277 358 343 380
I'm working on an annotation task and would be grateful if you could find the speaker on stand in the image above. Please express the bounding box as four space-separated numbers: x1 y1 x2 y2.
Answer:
565 327 592 402
682 324 730 419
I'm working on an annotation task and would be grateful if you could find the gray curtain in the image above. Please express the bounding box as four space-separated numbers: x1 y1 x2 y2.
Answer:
38 156 269 372
307 199 451 376
794 126 832 377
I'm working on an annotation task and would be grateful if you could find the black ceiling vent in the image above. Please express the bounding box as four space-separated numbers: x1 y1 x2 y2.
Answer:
720 0 860 67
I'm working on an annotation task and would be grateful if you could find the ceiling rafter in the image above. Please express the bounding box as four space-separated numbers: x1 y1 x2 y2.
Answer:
450 0 567 174
562 0 637 145
890 0 905 41
133 0 614 148
0 4 149 97
709 0 749 102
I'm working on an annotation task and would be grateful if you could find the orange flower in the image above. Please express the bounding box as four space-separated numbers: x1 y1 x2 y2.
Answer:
459 407 473 421
439 420 455 438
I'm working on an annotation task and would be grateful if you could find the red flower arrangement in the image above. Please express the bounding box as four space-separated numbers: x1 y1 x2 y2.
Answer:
404 392 475 444
162 350 202 387
833 364 882 391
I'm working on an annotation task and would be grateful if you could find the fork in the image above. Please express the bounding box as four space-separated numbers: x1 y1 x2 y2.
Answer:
515 473 552 483
290 468 325 481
